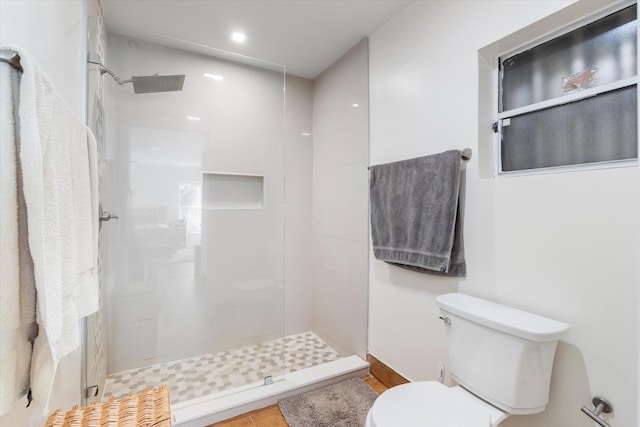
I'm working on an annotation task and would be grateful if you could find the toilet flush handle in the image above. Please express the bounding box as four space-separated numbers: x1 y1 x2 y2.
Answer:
438 316 451 326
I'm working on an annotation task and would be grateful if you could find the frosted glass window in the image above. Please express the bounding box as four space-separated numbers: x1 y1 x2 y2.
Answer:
203 172 264 209
501 86 637 171
498 4 637 174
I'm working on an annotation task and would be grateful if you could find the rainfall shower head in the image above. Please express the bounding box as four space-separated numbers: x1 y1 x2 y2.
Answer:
88 53 185 94
131 74 185 94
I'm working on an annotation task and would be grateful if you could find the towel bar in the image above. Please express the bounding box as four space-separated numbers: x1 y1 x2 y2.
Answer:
581 397 613 427
0 49 22 72
367 148 472 170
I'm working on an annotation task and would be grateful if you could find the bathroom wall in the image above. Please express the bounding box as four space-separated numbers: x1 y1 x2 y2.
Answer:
311 39 369 358
0 0 86 116
0 0 86 425
368 1 638 426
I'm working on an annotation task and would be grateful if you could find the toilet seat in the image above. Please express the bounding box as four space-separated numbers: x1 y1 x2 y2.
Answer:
367 382 507 427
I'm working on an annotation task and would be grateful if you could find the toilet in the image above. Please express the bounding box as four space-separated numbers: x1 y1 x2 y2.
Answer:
365 293 569 427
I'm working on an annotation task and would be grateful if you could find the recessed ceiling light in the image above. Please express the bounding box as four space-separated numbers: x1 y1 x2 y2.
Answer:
231 32 246 43
204 73 224 81
187 116 201 121
352 103 360 107
301 132 311 136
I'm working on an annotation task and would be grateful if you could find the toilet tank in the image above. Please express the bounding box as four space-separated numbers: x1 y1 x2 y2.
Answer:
436 293 569 415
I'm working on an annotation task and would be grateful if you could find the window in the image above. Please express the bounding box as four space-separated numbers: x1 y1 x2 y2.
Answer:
497 4 637 174
178 181 202 244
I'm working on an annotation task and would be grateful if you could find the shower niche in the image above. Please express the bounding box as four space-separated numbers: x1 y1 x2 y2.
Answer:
203 172 265 210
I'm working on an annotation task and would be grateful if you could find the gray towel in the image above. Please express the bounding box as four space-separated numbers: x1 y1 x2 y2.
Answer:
369 150 466 276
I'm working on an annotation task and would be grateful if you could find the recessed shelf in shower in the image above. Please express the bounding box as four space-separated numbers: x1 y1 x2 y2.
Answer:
202 171 265 209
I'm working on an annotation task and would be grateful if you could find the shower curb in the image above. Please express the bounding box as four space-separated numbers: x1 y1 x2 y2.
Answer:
172 355 369 426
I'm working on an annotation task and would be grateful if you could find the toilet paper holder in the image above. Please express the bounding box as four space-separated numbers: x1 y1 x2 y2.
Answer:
581 397 613 427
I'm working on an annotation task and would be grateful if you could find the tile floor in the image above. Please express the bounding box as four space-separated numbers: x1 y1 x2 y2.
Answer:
102 332 343 405
207 376 387 427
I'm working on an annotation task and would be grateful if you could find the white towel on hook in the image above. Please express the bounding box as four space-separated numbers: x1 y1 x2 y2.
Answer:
0 60 38 416
5 46 100 415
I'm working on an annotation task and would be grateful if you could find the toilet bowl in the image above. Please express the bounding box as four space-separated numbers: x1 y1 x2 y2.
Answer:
365 382 508 427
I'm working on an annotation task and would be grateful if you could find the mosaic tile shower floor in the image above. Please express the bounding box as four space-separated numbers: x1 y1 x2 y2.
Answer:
102 332 342 405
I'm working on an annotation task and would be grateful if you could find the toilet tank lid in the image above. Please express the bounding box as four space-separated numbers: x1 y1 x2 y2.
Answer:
436 293 569 342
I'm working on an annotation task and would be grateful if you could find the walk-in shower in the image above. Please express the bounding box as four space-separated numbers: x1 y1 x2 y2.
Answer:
84 15 367 426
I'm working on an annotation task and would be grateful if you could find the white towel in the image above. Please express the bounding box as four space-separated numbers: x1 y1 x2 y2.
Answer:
5 46 100 414
0 60 38 416
75 130 100 317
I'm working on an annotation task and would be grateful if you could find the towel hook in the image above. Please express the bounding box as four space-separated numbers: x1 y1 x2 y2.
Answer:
581 397 613 427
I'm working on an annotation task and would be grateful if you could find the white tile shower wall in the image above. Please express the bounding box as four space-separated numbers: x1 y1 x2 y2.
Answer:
368 1 638 426
311 38 369 358
0 0 85 425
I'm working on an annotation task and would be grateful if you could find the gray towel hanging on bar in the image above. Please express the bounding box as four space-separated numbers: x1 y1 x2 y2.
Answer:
369 150 466 277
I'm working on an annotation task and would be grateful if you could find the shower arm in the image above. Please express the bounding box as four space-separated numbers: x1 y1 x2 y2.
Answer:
87 52 132 86
98 65 132 86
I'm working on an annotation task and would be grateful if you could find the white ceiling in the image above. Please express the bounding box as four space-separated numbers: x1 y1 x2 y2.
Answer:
101 0 411 79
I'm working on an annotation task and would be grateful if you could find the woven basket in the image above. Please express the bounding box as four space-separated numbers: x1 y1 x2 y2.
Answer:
44 384 172 427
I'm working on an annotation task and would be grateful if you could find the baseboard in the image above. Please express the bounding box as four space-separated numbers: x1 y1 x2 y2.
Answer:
367 353 409 389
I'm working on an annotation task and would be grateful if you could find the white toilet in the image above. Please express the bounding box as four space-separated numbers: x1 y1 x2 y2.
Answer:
365 292 569 427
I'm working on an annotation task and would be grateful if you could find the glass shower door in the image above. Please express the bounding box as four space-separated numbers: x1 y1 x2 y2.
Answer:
98 29 286 405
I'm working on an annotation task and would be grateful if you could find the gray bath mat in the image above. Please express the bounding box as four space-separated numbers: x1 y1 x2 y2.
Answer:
278 378 378 427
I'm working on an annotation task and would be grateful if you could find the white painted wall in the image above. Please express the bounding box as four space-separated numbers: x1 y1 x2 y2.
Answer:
368 1 638 426
0 0 86 425
312 39 369 358
0 0 86 120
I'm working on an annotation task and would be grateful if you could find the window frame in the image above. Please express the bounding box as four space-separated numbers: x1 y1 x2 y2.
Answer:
495 1 638 176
